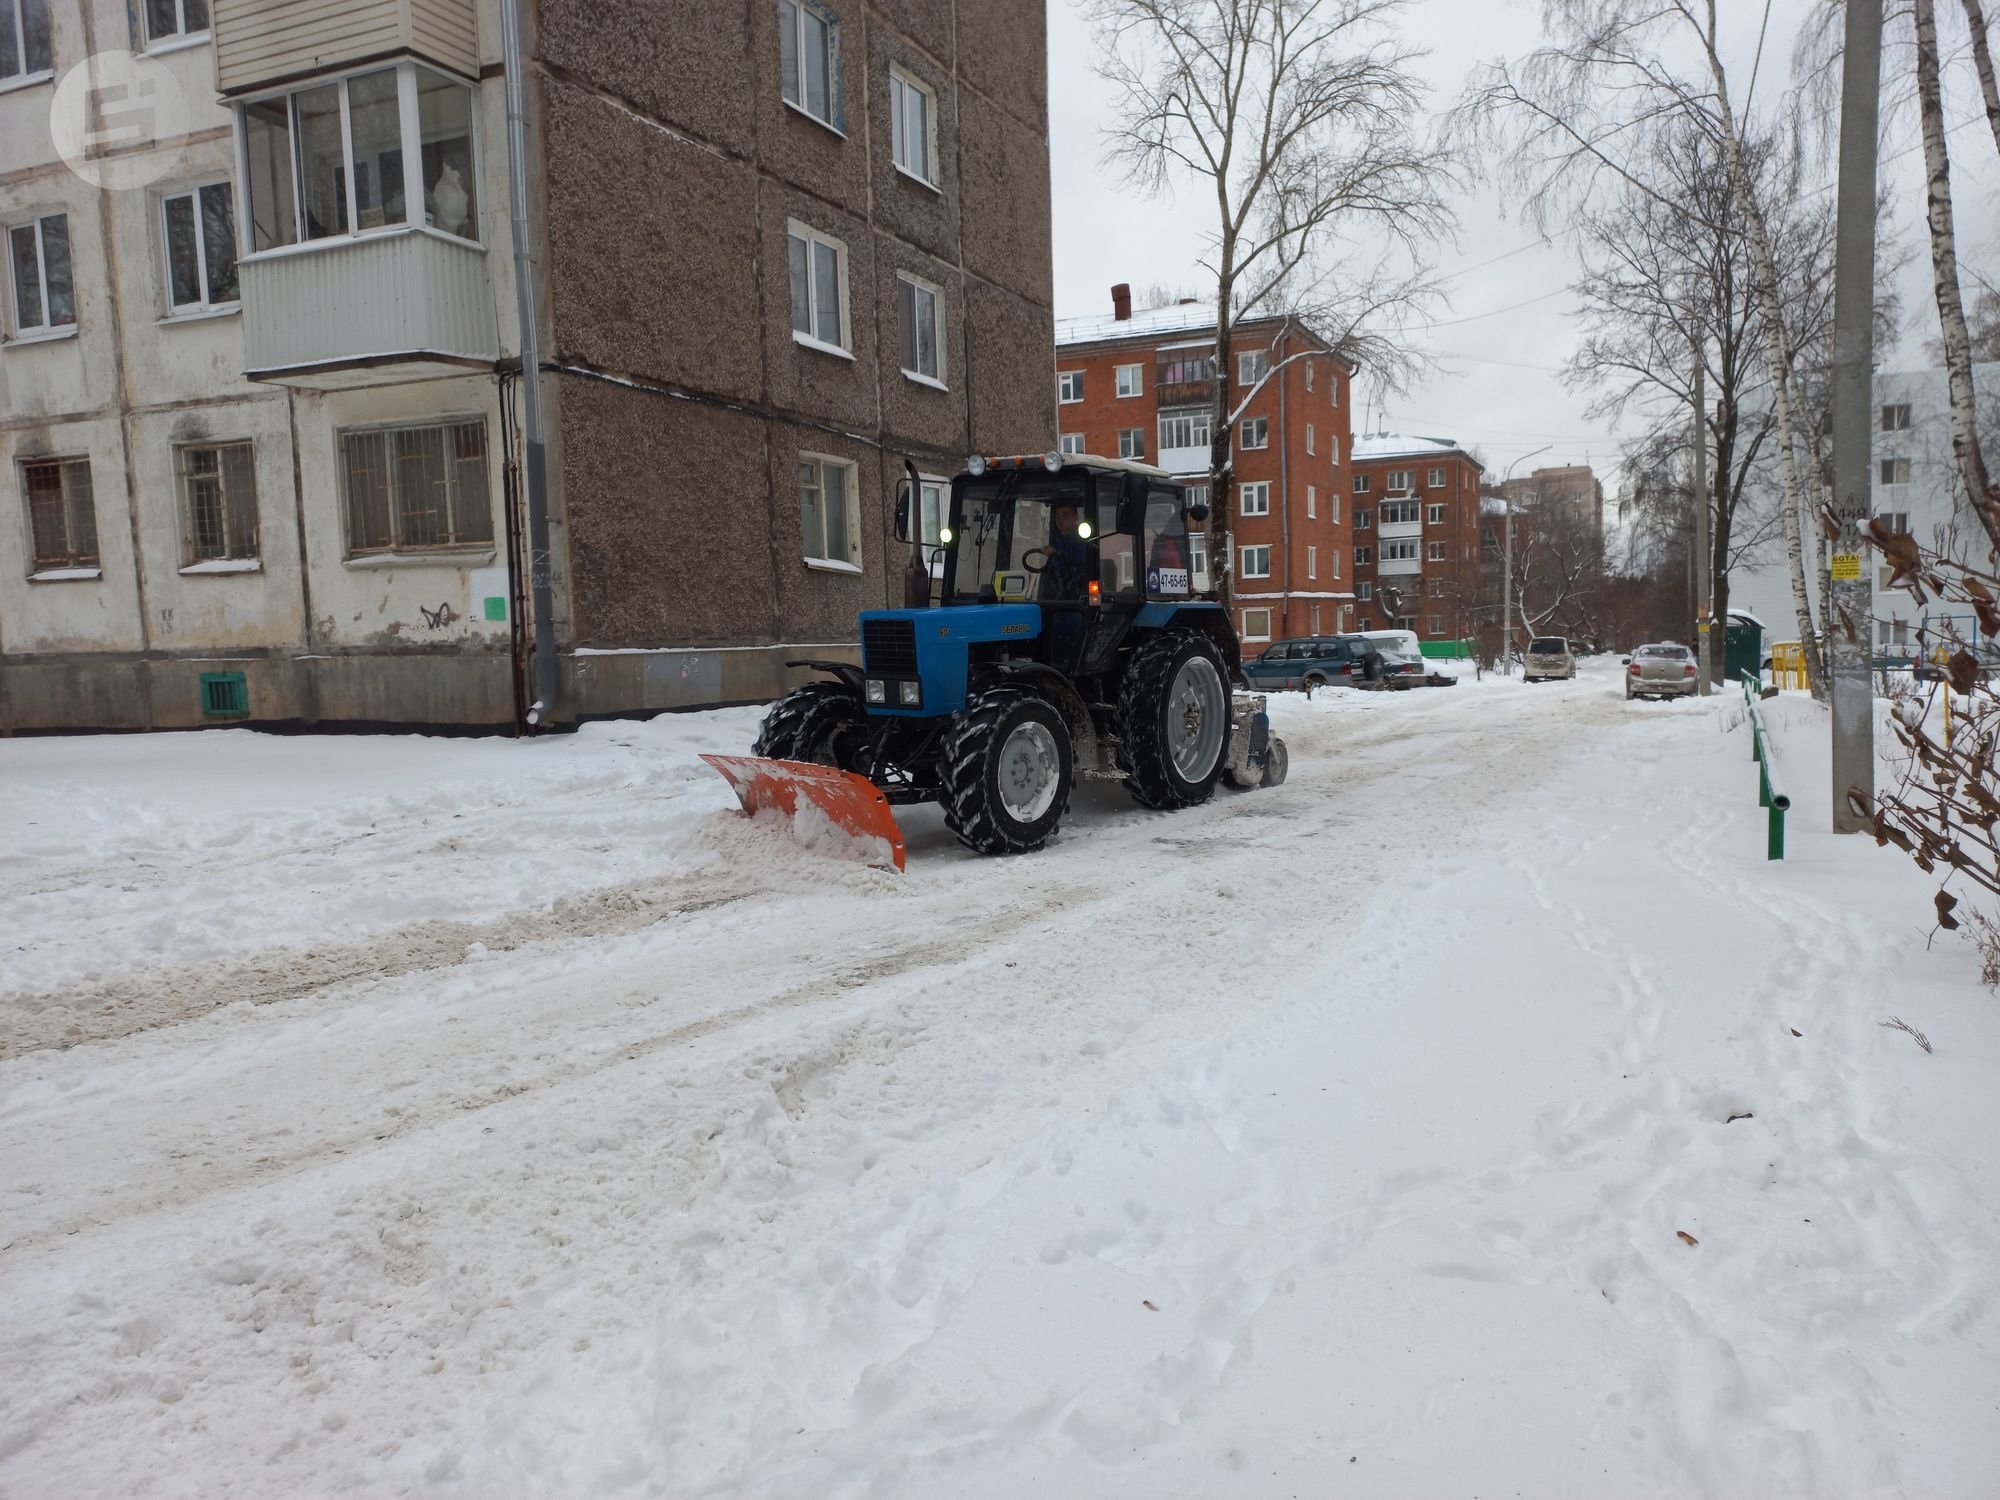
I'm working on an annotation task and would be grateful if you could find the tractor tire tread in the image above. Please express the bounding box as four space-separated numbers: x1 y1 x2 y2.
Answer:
940 688 1072 855
1118 629 1230 811
753 680 863 764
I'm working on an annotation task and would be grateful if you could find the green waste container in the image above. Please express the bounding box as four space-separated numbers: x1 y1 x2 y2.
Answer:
1724 615 1763 682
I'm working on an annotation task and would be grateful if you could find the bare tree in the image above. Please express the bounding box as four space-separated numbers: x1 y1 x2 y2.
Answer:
1964 0 2000 158
1087 0 1455 610
1455 0 1833 698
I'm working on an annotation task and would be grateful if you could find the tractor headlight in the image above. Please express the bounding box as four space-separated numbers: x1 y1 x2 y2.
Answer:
865 678 888 704
1077 520 1094 539
939 525 953 543
1043 450 1064 472
898 680 922 706
966 454 987 476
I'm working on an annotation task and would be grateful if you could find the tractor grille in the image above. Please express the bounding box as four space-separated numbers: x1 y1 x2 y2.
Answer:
862 618 918 676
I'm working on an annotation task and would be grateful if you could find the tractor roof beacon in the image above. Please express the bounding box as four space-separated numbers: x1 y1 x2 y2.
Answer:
708 453 1289 864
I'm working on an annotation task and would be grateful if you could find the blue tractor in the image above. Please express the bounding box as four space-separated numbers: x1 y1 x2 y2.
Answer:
732 452 1287 859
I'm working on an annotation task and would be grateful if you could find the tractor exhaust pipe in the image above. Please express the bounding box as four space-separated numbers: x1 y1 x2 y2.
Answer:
902 458 930 609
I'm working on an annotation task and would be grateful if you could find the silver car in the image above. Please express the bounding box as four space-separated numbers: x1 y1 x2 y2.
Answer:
1524 635 1576 681
1625 642 1699 699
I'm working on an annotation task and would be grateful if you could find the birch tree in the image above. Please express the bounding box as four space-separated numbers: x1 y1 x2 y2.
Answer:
1087 0 1454 611
1963 0 2000 157
1456 0 1832 697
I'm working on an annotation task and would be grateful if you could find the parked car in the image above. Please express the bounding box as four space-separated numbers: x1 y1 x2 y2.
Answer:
1357 628 1428 688
1524 635 1576 682
1625 642 1699 699
1241 635 1384 691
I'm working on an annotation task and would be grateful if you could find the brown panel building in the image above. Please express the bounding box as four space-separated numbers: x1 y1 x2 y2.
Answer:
1053 292 1354 649
1348 434 1486 642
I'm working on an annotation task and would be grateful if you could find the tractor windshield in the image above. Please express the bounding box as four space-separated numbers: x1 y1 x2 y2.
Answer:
947 473 1099 604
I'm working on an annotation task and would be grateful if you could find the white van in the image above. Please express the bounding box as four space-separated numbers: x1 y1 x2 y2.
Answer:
1359 629 1427 687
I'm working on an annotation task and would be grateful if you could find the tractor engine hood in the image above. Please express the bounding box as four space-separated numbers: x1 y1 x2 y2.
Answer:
857 604 1042 717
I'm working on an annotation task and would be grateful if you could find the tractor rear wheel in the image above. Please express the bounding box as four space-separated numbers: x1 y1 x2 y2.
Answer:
940 689 1073 855
1118 630 1231 810
753 681 864 767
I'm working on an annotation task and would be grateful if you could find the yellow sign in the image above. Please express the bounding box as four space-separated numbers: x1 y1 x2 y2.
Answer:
1829 553 1863 581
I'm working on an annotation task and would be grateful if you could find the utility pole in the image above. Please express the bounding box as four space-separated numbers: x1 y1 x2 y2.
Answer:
1829 0 1882 832
1499 445 1551 674
1692 341 1712 696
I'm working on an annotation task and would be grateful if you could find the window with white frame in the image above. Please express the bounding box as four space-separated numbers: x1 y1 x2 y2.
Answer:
1879 458 1910 486
1240 415 1269 450
161 183 237 313
1241 607 1272 641
1057 370 1083 403
1059 432 1085 456
1310 603 1321 632
799 453 859 566
21 457 96 573
238 64 479 251
1118 428 1145 460
1240 544 1271 577
1380 498 1419 525
1158 410 1211 451
1329 547 1340 578
1304 362 1315 392
1382 537 1419 561
896 272 943 384
1189 528 1210 589
8 212 73 336
1305 484 1316 519
1306 423 1315 455
787 221 849 353
1426 503 1446 525
2 0 51 82
1354 545 1372 566
1115 363 1143 398
1427 466 1445 488
177 442 258 564
1237 349 1269 387
143 0 208 47
1329 434 1339 462
1352 473 1370 494
1239 480 1270 517
1354 507 1371 529
1427 576 1446 596
1427 615 1445 635
1306 545 1316 579
1878 510 1910 533
779 0 841 130
1880 403 1913 432
1357 581 1372 601
1386 468 1412 491
1329 494 1340 526
1427 540 1447 561
341 419 493 555
889 67 935 184
902 472 945 551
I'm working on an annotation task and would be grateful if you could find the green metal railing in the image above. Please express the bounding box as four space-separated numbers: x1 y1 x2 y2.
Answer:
1740 671 1790 860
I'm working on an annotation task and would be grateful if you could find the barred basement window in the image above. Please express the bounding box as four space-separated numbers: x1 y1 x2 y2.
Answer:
341 420 493 555
178 442 258 564
22 457 97 572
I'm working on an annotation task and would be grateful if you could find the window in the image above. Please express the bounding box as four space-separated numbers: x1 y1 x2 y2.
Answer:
1329 495 1340 526
1118 428 1144 460
1240 481 1270 517
1427 615 1446 635
787 222 849 353
1116 363 1143 398
1 0 51 82
161 183 238 313
1879 458 1911 486
902 473 946 549
1329 434 1339 463
1058 370 1083 404
1310 603 1321 632
1881 403 1913 432
1354 545 1372 566
1380 498 1419 525
1386 469 1412 491
1158 410 1212 451
239 65 479 250
1242 543 1272 577
1241 607 1272 642
1329 548 1340 579
1306 423 1316 456
1352 474 1370 494
1158 352 1212 388
896 272 943 384
1878 510 1910 533
1305 362 1314 392
341 419 493 555
1879 565 1902 591
799 453 859 566
1427 576 1446 596
1306 545 1316 579
22 457 96 573
779 0 840 130
1383 538 1419 561
889 68 935 184
1238 349 1270 387
1428 466 1446 488
1356 581 1372 601
1240 415 1269 450
1189 528 1209 590
177 442 258 564
1355 507 1371 529
1306 484 1316 519
1059 432 1086 456
7 212 73 336
1426 503 1446 525
143 0 208 46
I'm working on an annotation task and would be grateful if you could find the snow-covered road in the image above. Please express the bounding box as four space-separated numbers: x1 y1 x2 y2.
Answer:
2 665 1994 1497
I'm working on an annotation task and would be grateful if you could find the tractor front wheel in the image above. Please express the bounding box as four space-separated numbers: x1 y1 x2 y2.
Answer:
940 689 1074 855
1118 630 1231 810
753 681 865 767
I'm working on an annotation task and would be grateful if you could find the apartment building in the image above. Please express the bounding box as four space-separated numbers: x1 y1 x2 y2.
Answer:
1347 433 1485 641
1053 288 1354 647
1 0 1052 733
1498 464 1606 555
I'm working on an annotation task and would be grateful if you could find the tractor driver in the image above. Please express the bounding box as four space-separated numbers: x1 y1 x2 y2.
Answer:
1043 501 1090 601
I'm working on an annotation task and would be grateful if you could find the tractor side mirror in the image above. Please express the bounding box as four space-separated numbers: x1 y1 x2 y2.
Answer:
1114 474 1148 536
1186 502 1211 522
894 490 913 544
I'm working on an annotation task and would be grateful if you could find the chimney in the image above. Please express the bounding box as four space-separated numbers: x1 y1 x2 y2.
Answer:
1111 283 1132 321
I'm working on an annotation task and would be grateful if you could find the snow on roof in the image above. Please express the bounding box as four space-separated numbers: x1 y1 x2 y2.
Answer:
1055 304 1217 347
1352 432 1475 462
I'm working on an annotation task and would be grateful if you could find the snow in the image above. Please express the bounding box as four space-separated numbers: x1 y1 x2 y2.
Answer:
177 558 263 575
1351 431 1467 461
1055 303 1216 344
2 664 1995 1497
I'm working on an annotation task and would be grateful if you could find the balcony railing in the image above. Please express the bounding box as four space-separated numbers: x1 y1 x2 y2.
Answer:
1155 377 1215 407
1378 554 1422 577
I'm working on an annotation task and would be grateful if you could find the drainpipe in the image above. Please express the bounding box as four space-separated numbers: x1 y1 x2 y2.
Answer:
1277 335 1291 635
502 0 558 728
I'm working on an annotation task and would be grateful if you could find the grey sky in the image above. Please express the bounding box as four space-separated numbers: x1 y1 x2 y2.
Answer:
1046 0 2000 494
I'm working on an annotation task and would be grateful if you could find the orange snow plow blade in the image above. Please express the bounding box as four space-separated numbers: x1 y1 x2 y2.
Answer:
700 754 907 872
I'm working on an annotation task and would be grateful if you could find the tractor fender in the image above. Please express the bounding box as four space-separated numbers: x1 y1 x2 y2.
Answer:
784 658 866 695
1131 602 1241 676
986 660 1106 772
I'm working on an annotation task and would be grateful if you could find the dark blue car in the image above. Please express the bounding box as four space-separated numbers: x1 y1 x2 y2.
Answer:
1241 635 1384 691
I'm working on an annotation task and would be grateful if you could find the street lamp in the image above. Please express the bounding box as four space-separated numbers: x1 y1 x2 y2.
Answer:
1500 445 1552 675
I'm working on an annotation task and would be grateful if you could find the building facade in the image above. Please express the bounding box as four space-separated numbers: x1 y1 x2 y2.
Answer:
1 0 1052 734
1053 292 1354 648
1347 434 1485 641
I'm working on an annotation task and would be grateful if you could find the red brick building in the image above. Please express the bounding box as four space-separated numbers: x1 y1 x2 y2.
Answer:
1053 291 1355 647
1348 434 1487 641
